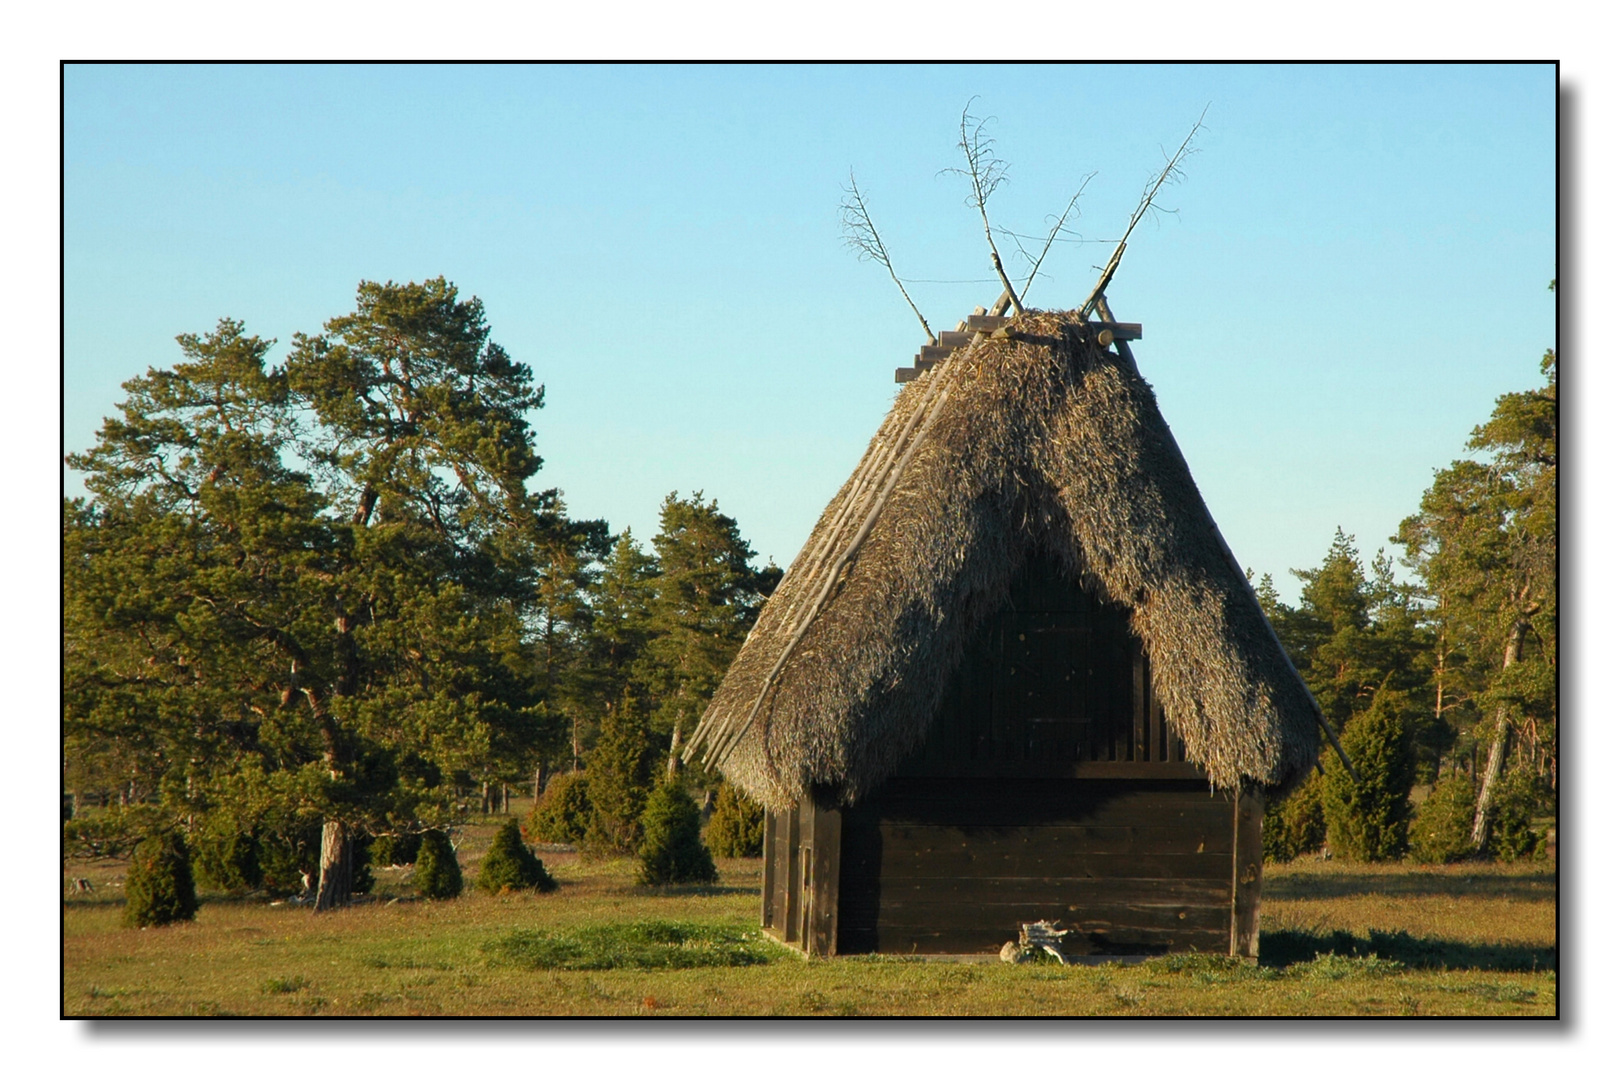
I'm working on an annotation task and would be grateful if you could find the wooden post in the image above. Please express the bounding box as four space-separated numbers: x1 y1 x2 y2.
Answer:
783 806 802 944
761 810 777 932
805 793 842 957
1230 785 1264 960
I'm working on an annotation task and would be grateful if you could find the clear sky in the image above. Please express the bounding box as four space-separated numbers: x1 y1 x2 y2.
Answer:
64 63 1554 601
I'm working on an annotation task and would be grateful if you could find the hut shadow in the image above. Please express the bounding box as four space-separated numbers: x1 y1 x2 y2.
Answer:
1264 868 1554 903
1259 927 1555 973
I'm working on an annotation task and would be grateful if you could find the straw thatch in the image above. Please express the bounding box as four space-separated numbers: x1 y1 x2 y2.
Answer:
687 310 1321 811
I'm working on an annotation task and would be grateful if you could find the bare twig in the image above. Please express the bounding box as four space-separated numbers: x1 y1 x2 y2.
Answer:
1019 173 1095 304
1080 107 1208 318
944 100 1024 315
841 171 933 343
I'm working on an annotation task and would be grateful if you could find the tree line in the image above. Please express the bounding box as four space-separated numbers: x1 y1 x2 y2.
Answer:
1257 283 1556 864
64 274 1556 923
63 278 777 913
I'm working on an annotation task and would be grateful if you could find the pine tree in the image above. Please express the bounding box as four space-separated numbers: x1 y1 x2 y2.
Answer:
639 494 781 779
476 819 557 893
637 782 719 886
582 694 654 856
414 829 462 900
704 781 764 858
124 832 199 927
65 280 573 912
571 530 658 768
1322 684 1415 861
1397 300 1556 852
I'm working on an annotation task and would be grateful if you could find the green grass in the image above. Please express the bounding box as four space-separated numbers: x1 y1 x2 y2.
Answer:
62 812 1556 1017
482 919 777 971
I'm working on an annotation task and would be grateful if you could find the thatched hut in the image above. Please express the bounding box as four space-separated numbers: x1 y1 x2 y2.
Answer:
687 308 1322 959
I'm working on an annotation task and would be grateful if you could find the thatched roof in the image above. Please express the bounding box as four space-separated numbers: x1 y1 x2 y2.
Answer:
687 309 1321 811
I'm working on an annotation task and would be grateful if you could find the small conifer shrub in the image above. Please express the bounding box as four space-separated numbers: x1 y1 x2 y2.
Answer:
1408 774 1477 863
1489 768 1545 862
477 819 557 894
527 772 592 845
704 781 764 858
637 782 719 886
414 829 463 899
1322 685 1415 861
124 831 199 927
1262 773 1327 862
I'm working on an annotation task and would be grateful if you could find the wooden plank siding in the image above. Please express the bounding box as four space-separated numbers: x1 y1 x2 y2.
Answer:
837 779 1234 956
758 555 1257 958
892 558 1191 781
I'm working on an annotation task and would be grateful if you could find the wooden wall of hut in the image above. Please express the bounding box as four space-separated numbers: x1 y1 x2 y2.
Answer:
759 556 1263 959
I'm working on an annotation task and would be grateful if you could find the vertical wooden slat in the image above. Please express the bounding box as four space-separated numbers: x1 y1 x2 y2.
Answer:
1127 644 1141 763
761 809 777 931
806 795 842 957
1230 785 1264 959
783 804 802 943
798 796 817 948
1139 649 1157 763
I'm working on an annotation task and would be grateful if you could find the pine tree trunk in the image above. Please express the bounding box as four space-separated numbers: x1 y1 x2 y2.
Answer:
666 723 682 781
533 764 544 803
314 820 353 911
1470 619 1529 851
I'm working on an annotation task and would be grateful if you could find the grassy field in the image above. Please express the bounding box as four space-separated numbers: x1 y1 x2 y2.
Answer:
62 814 1556 1017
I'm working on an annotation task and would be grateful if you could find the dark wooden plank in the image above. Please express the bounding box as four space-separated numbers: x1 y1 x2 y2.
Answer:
783 803 802 944
857 923 1229 957
937 330 974 347
894 366 919 384
869 827 1233 864
761 809 777 931
891 758 1206 781
1091 321 1143 341
806 797 842 957
967 314 1011 332
864 794 1237 832
837 844 1233 886
919 345 951 362
861 900 1233 931
1231 785 1264 959
868 876 1234 906
860 780 1234 826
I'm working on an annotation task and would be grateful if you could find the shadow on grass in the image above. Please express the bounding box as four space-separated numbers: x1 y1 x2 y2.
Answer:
1261 928 1555 973
1265 869 1554 903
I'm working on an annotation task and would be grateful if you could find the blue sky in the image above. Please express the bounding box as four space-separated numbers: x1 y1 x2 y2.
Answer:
63 63 1555 601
